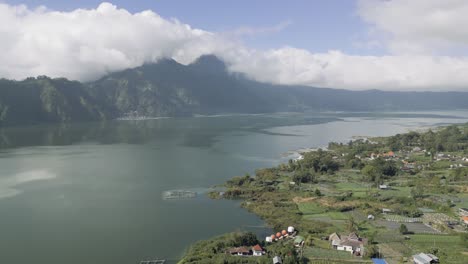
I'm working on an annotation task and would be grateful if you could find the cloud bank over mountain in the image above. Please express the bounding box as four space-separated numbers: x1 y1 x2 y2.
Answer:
1 1 468 91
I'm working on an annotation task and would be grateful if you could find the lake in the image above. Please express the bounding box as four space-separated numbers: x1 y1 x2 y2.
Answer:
0 111 467 264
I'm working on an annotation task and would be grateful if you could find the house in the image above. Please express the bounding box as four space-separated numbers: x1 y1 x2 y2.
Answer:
227 247 250 256
412 253 439 264
294 236 305 247
252 244 264 256
462 216 468 225
329 232 367 256
371 151 396 160
382 208 392 214
402 161 416 171
412 147 422 152
273 256 282 264
459 208 468 216
383 151 396 158
436 153 449 161
379 185 388 190
329 232 341 247
368 214 375 220
294 155 304 162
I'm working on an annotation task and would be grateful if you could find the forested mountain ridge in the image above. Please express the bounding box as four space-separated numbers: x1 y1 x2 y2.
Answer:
0 77 110 125
1 55 468 125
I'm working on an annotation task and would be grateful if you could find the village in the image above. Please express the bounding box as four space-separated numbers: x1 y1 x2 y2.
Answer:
179 124 468 264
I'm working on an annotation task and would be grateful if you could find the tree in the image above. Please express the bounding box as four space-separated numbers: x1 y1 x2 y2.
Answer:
362 165 379 182
233 232 258 246
226 174 252 187
314 188 322 197
346 216 358 233
287 159 296 171
381 160 398 176
411 185 424 199
292 170 313 183
399 224 409 234
365 245 379 258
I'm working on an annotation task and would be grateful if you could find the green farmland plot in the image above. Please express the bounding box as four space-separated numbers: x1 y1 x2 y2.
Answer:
405 234 468 264
303 247 369 262
298 202 326 215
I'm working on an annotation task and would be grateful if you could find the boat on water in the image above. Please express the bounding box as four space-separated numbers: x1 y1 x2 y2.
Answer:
162 190 197 200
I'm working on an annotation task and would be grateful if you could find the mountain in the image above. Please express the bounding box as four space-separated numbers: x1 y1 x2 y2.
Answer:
0 77 110 125
86 55 277 117
1 55 468 125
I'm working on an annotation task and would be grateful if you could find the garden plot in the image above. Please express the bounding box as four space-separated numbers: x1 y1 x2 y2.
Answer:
422 213 457 224
303 247 368 262
376 220 440 234
384 214 422 223
405 234 468 264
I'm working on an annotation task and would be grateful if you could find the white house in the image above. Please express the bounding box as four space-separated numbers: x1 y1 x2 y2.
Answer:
252 244 264 256
329 232 367 256
294 155 304 162
227 247 250 256
273 256 282 264
379 185 388 190
412 147 422 152
459 208 468 216
382 208 392 214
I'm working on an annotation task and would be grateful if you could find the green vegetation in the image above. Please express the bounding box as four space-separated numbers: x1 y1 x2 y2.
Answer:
182 123 468 263
179 232 299 264
405 234 467 264
399 224 409 234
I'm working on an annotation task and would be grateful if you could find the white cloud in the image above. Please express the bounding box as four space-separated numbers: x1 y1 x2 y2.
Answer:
1 2 468 91
357 0 468 55
0 2 221 81
226 48 468 91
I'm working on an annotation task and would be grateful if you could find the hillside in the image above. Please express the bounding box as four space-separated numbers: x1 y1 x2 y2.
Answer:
1 55 468 125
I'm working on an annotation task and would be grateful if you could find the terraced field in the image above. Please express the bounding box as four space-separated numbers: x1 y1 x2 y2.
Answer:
376 220 440 234
405 234 468 264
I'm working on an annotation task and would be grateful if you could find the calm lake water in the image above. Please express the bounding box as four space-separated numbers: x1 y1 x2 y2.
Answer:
0 111 467 264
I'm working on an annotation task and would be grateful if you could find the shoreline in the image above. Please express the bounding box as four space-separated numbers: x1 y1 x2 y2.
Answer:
179 124 468 263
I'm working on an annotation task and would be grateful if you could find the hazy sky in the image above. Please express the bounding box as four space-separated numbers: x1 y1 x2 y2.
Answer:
1 0 468 91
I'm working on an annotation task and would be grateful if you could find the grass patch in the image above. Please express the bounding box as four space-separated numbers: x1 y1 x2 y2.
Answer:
326 211 348 220
298 202 326 215
380 186 411 198
335 182 369 192
405 234 468 264
457 193 468 208
303 247 370 262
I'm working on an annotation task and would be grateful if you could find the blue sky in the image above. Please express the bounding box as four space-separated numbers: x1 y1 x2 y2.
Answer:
3 0 375 54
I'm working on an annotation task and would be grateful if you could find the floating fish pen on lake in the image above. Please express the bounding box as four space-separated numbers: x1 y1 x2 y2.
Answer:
162 190 197 200
139 260 166 264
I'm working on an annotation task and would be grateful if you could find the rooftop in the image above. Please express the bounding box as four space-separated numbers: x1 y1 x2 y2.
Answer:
372 259 388 264
252 244 263 251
